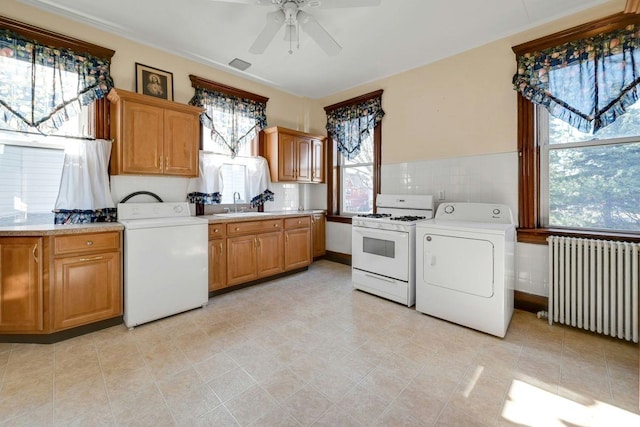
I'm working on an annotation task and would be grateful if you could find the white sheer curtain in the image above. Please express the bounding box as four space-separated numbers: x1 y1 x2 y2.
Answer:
187 151 223 204
53 139 116 224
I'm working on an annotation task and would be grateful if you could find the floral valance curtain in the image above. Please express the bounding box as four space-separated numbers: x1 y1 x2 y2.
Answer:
513 24 640 133
189 88 267 158
0 28 114 134
326 95 384 160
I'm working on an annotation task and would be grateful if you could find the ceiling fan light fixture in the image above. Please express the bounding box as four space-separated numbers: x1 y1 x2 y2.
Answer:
228 58 252 71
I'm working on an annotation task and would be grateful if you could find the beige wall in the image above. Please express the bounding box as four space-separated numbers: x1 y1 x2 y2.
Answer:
0 0 325 135
313 0 626 165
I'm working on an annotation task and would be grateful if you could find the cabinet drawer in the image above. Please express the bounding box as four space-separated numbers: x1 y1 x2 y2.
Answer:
54 232 120 255
209 223 226 238
227 219 283 236
284 216 310 229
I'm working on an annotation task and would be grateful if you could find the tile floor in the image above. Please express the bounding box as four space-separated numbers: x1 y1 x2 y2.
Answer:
0 260 638 426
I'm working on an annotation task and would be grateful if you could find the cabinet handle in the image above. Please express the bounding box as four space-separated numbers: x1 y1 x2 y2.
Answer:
214 228 219 233
235 227 240 231
218 242 223 254
32 244 38 263
285 234 289 243
86 240 93 246
274 223 279 227
158 155 162 168
165 156 169 169
254 238 259 249
79 256 104 262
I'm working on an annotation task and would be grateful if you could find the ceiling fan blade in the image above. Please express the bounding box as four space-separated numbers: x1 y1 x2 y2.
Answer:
249 10 286 54
297 11 341 56
305 0 381 9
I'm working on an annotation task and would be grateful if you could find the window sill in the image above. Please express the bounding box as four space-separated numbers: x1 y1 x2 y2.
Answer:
327 215 352 224
517 228 640 245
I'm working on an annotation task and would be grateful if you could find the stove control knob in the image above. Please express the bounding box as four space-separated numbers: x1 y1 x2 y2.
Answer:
493 208 501 216
443 205 454 214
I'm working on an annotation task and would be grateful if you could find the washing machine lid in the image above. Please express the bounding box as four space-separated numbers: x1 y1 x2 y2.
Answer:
416 219 514 236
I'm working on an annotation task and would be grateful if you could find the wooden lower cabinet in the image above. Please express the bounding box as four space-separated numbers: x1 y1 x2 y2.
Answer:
227 231 283 286
284 216 311 271
51 231 122 332
0 231 122 336
208 238 227 291
0 237 44 332
52 251 121 330
311 213 326 258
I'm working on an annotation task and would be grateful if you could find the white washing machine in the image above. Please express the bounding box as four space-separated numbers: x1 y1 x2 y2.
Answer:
415 203 515 337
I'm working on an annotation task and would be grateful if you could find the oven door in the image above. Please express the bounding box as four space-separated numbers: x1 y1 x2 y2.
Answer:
352 226 409 281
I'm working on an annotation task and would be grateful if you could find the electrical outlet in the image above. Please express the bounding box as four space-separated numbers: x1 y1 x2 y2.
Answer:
438 190 446 200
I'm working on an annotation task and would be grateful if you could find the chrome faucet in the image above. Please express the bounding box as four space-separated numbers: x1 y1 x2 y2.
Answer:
233 192 241 212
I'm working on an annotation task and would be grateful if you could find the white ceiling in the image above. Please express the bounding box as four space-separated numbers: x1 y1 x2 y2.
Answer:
19 0 612 98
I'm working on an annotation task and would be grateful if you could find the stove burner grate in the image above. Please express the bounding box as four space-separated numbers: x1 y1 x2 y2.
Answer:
357 213 392 218
390 215 427 222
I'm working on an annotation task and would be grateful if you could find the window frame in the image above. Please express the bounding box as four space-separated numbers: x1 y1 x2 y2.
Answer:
513 12 640 244
324 90 382 224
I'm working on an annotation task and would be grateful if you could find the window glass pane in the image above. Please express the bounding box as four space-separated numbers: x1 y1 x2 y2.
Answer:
202 117 254 157
0 142 64 226
342 165 373 214
219 164 247 204
549 102 640 144
548 142 640 231
343 133 373 165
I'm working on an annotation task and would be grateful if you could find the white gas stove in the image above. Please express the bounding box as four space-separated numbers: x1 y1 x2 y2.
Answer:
351 194 434 306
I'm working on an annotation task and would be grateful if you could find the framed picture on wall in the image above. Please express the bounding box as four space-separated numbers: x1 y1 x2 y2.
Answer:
135 63 173 100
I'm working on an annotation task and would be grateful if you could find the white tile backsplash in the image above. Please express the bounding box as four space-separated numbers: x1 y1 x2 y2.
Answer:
382 151 518 222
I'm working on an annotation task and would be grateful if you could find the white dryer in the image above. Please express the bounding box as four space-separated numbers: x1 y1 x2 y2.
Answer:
415 203 515 337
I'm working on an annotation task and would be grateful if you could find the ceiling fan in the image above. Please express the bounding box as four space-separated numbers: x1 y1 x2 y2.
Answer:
213 0 382 56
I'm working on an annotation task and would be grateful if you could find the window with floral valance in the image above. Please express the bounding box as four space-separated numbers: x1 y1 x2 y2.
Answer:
188 75 268 158
513 23 640 134
0 26 114 135
325 93 384 160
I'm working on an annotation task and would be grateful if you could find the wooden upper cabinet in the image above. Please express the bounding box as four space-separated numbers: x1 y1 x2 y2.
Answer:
263 126 325 183
109 89 202 177
311 139 324 183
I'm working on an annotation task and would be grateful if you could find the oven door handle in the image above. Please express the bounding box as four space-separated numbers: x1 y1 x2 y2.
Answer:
353 227 408 240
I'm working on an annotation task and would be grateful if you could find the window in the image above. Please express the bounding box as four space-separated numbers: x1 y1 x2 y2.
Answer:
340 132 374 215
0 17 113 225
540 105 640 232
514 13 640 243
325 91 383 221
0 109 92 226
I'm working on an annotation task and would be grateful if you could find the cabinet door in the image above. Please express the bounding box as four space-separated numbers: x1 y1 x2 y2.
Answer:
257 231 283 278
53 251 121 331
284 228 311 271
227 235 258 285
208 238 227 291
164 109 199 176
0 237 43 332
121 101 164 174
312 214 326 258
278 133 297 181
296 137 312 182
311 139 325 183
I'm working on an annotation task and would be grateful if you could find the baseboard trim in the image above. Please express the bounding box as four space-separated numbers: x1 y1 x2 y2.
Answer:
0 316 123 344
514 290 548 314
324 251 351 266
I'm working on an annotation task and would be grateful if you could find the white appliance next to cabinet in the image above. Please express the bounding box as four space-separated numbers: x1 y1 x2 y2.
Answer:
118 202 208 329
415 203 515 337
351 194 434 307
